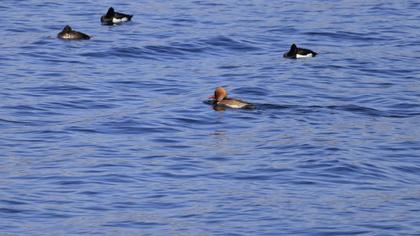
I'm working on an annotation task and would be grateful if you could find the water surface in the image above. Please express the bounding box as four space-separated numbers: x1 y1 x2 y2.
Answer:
1 1 420 235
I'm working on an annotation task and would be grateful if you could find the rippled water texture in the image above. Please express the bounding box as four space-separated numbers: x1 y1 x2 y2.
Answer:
1 1 420 235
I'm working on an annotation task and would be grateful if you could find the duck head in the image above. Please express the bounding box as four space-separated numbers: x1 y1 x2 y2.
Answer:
63 25 72 32
210 87 228 104
106 7 115 17
290 44 298 54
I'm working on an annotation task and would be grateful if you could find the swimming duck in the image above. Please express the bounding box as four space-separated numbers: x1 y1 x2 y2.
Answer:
57 25 90 40
209 87 253 109
283 44 317 59
101 7 133 25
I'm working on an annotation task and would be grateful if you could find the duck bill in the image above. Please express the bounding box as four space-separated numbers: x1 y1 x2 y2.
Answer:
208 95 222 105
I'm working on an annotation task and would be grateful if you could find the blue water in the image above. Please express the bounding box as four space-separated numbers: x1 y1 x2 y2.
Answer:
1 1 420 235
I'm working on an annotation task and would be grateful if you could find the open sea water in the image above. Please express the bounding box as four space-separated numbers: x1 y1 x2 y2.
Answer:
1 1 420 235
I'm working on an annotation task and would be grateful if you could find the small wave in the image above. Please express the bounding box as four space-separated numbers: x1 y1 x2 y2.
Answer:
0 199 28 205
81 36 259 61
45 100 114 110
232 87 270 96
306 31 387 42
0 207 28 214
193 1 226 7
81 47 154 60
144 44 206 57
326 105 384 117
201 36 260 52
169 42 208 53
29 85 93 93
103 220 163 228
1 105 47 112
366 103 420 118
96 120 181 135
255 104 417 118
170 117 208 125
82 43 207 60
256 104 294 110
66 126 99 134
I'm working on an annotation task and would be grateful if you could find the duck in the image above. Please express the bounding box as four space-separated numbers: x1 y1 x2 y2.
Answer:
101 7 133 25
209 87 253 109
283 44 317 59
57 25 90 40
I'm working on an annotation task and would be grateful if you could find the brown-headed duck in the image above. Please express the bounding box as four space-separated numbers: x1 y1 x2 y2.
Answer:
209 87 253 109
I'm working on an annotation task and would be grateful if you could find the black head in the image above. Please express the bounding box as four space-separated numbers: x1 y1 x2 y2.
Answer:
106 7 115 17
283 43 298 58
63 25 72 32
290 44 298 53
283 44 298 58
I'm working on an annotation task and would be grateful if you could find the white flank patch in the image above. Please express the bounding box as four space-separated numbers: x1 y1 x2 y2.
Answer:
113 17 128 23
296 53 313 58
226 103 246 109
61 34 73 39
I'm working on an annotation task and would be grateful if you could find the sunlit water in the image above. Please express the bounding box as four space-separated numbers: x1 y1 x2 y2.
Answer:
1 1 420 235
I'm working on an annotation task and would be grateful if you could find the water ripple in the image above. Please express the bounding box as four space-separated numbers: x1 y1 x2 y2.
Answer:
1 0 420 235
